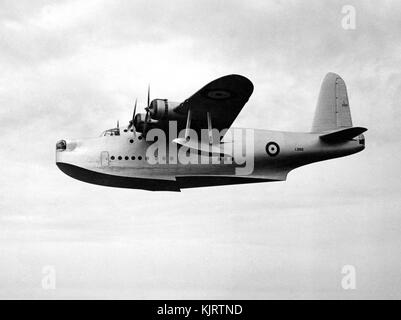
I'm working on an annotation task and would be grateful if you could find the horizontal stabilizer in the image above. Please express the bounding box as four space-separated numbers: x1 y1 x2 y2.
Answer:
319 127 367 143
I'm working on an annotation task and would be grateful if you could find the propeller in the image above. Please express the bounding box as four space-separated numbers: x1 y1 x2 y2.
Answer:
143 84 151 135
128 98 137 136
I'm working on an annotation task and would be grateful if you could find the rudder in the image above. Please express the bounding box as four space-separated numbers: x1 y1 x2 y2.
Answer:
311 73 353 132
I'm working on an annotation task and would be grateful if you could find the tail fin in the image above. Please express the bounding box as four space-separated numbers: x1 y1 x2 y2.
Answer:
311 73 353 132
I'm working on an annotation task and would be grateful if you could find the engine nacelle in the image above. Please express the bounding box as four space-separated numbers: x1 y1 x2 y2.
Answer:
148 99 184 120
134 113 159 133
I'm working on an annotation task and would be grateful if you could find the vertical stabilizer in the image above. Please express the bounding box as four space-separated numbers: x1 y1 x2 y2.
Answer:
311 73 353 132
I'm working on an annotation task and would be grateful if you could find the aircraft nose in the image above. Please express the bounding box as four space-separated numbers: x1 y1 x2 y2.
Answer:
56 139 79 164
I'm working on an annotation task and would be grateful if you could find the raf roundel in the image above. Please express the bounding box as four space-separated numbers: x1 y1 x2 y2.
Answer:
204 89 232 100
266 141 280 157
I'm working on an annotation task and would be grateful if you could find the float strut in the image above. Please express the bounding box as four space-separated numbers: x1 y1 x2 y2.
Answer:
207 111 213 145
185 108 192 141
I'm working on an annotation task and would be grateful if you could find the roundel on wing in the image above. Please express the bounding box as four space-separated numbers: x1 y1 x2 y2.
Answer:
203 89 232 100
266 141 280 157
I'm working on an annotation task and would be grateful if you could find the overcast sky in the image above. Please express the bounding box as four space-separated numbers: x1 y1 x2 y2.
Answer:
1 0 400 299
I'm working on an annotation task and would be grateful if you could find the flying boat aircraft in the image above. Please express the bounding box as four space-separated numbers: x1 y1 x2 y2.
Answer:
56 73 367 191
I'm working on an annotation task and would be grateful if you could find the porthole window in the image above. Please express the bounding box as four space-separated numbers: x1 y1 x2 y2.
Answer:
125 156 129 160
129 139 134 143
138 156 142 160
118 156 122 160
124 129 127 133
110 156 115 160
131 156 135 160
138 136 143 140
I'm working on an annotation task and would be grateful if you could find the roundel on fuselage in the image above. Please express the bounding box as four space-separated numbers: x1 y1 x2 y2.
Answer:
266 141 280 157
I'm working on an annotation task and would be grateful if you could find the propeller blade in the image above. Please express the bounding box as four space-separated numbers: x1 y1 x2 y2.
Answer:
128 98 137 127
143 85 151 135
133 98 137 119
147 84 150 109
132 98 137 136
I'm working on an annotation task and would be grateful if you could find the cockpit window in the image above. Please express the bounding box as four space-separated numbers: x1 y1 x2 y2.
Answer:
56 140 66 151
101 128 120 137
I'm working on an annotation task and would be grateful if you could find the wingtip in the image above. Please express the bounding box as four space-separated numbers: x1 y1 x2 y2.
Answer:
226 73 253 83
225 74 254 92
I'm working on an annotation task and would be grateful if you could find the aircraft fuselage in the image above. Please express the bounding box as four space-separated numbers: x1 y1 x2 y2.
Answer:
56 128 365 191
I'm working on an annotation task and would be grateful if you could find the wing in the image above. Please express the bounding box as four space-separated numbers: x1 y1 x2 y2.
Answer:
174 74 254 132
